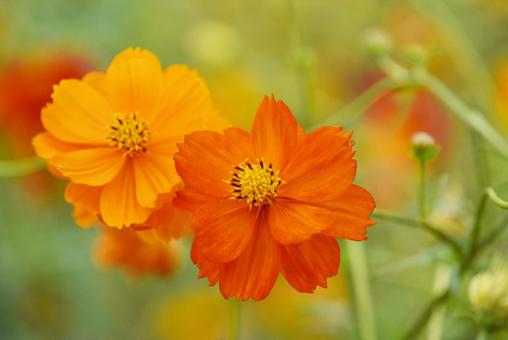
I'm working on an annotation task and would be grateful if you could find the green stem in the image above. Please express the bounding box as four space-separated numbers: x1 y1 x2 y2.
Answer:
230 299 240 340
315 65 508 159
486 187 508 209
476 328 488 340
414 71 508 159
346 241 377 340
287 0 313 125
373 209 463 260
0 156 45 178
418 159 427 220
477 215 508 252
466 194 488 262
312 77 418 130
402 289 451 340
427 264 453 340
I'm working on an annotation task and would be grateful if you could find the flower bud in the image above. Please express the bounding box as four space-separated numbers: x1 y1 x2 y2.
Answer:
364 28 392 56
469 269 508 315
403 44 429 68
411 131 440 162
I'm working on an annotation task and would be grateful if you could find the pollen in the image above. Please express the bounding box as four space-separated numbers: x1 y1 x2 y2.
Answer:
107 112 150 157
229 159 283 208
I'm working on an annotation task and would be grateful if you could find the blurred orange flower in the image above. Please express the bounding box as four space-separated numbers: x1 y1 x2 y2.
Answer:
0 53 91 156
93 225 179 277
33 47 228 228
175 95 375 301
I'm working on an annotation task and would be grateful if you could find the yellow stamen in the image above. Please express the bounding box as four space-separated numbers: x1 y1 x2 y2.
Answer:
107 112 150 157
229 159 283 208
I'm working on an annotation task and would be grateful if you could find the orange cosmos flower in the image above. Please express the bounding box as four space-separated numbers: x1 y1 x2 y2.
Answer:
174 95 375 301
93 225 179 277
33 47 227 228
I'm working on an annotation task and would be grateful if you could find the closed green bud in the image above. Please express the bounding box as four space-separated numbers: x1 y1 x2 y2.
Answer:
364 28 392 56
403 44 429 68
411 132 440 162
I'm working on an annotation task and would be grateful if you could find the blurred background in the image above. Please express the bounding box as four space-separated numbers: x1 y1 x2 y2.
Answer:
1 0 508 339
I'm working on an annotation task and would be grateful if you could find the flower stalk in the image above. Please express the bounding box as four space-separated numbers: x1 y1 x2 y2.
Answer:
347 242 378 340
230 300 241 340
0 156 44 178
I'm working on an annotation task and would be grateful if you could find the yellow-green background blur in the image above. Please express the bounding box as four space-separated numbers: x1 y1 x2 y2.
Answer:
1 0 508 339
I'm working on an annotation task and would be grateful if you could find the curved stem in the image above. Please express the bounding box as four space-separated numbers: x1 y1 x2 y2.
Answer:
0 156 45 178
373 209 464 260
312 77 418 130
415 71 508 159
486 187 508 209
315 64 508 159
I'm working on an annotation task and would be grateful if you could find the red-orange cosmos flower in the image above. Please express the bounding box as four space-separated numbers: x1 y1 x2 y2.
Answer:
174 96 376 301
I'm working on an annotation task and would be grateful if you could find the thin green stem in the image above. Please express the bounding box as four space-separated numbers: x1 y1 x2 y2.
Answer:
401 289 451 340
230 299 240 340
346 242 377 340
287 0 313 125
486 187 508 209
415 71 508 159
0 156 45 178
312 77 418 130
427 264 453 340
466 194 488 263
418 159 427 220
314 64 508 159
476 328 488 340
373 209 464 260
477 215 508 252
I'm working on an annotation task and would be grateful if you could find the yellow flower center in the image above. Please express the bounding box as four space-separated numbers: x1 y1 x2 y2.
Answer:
108 112 150 157
229 159 283 208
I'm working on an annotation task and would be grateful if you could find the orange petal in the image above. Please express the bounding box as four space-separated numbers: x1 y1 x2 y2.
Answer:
83 71 108 96
94 226 178 277
280 126 356 202
72 204 98 228
150 65 221 142
100 161 152 227
65 182 102 216
133 144 179 208
192 199 257 263
51 147 125 186
281 234 340 292
105 48 163 122
267 199 335 245
174 130 251 201
251 96 299 170
41 79 113 144
219 222 281 301
33 132 82 160
322 184 376 240
134 190 191 242
174 187 215 212
191 239 220 286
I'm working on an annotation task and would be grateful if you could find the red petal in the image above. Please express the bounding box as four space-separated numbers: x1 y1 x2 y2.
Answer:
281 234 340 292
219 219 281 301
